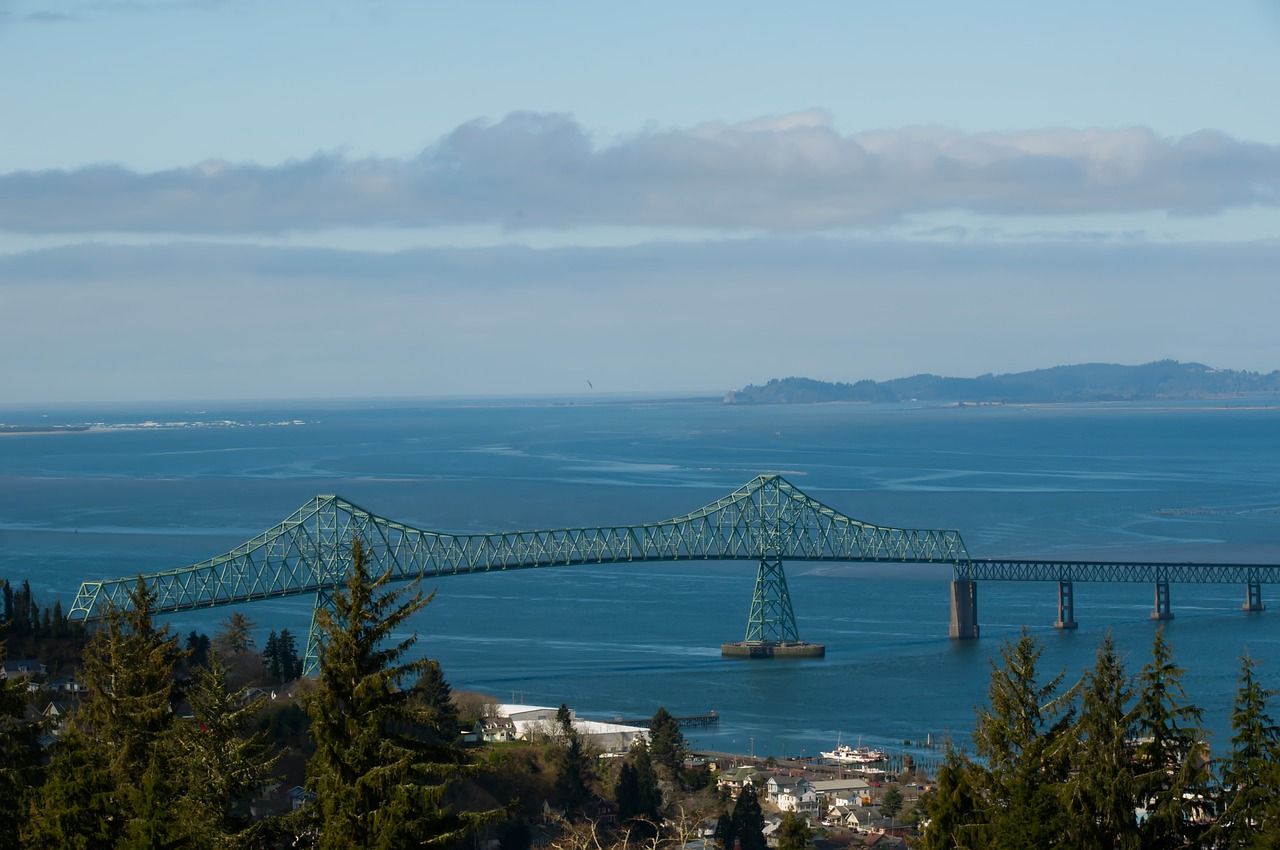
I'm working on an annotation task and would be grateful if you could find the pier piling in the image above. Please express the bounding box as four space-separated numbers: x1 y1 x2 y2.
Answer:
1151 580 1173 621
1054 580 1078 630
949 579 979 639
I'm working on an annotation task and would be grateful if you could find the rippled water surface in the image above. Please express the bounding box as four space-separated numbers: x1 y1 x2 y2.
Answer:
3 398 1279 762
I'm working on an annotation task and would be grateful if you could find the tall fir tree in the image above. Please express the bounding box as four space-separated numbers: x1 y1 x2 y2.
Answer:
0 639 42 848
1064 634 1141 850
630 737 662 820
1133 628 1210 850
262 630 282 683
777 811 810 850
731 784 765 850
553 703 594 816
648 707 687 780
213 611 255 656
185 630 211 669
919 748 982 850
613 761 641 822
277 628 302 680
1214 653 1280 847
971 629 1074 850
304 538 500 849
169 658 280 848
75 577 184 779
23 728 121 850
713 811 735 850
26 578 184 849
412 658 460 742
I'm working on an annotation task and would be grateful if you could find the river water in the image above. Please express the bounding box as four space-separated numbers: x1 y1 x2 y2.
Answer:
3 397 1279 764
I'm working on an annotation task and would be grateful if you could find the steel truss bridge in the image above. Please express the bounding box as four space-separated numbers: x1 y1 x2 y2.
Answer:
67 474 1280 672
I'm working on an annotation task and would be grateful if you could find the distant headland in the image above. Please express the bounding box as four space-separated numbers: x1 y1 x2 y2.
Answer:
723 360 1280 405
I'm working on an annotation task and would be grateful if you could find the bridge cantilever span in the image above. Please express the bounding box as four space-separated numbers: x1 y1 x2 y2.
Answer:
66 473 1279 669
67 474 969 672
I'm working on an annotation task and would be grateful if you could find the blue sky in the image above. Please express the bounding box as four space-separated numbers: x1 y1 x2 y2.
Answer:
2 1 1279 403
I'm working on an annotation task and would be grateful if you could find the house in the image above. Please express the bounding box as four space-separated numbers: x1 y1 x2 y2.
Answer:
811 777 872 807
842 806 886 832
766 776 819 815
716 765 769 793
1 659 45 681
41 701 72 736
46 677 87 695
477 715 518 742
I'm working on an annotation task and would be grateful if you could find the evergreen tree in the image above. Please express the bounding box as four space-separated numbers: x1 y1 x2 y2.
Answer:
919 748 982 850
51 599 65 638
118 751 186 850
185 630 211 669
777 811 811 850
304 538 500 849
731 784 765 850
1133 628 1210 850
1063 634 1141 850
77 577 183 779
649 706 687 779
0 640 42 848
59 577 187 846
713 812 736 850
971 629 1074 850
213 611 255 657
262 630 282 683
614 761 641 821
277 628 302 680
631 737 662 819
554 703 594 815
880 785 904 823
170 658 279 848
1214 653 1280 847
412 659 460 741
23 728 121 850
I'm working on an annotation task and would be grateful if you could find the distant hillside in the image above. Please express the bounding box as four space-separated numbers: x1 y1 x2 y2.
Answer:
724 361 1280 405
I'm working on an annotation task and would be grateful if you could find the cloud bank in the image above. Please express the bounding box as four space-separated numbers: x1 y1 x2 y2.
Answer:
4 112 1278 235
3 237 1278 404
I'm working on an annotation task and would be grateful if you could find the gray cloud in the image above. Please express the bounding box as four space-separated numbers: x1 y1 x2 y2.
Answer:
3 112 1279 235
4 237 1279 403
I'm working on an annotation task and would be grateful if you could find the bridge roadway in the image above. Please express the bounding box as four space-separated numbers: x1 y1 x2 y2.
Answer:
65 474 1279 670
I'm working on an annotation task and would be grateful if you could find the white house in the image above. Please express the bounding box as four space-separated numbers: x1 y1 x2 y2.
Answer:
765 776 819 815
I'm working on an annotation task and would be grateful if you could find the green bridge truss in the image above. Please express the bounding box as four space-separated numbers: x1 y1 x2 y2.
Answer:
67 473 1280 670
68 474 968 671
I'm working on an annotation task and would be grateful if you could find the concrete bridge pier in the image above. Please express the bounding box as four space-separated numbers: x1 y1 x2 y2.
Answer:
1054 580 1078 630
1151 580 1174 621
949 579 979 639
1244 581 1264 612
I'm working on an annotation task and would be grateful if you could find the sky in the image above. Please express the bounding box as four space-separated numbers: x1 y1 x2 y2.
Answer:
2 0 1279 404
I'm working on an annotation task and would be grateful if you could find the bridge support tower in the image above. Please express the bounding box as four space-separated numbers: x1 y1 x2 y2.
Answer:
303 588 336 677
1151 580 1174 621
1054 580 1078 630
1244 581 1264 612
722 556 824 657
949 579 979 639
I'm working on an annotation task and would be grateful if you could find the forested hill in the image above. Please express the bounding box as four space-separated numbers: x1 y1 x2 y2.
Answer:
724 360 1280 404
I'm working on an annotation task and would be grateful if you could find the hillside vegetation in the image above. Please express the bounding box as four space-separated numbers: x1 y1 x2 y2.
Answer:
724 360 1280 404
